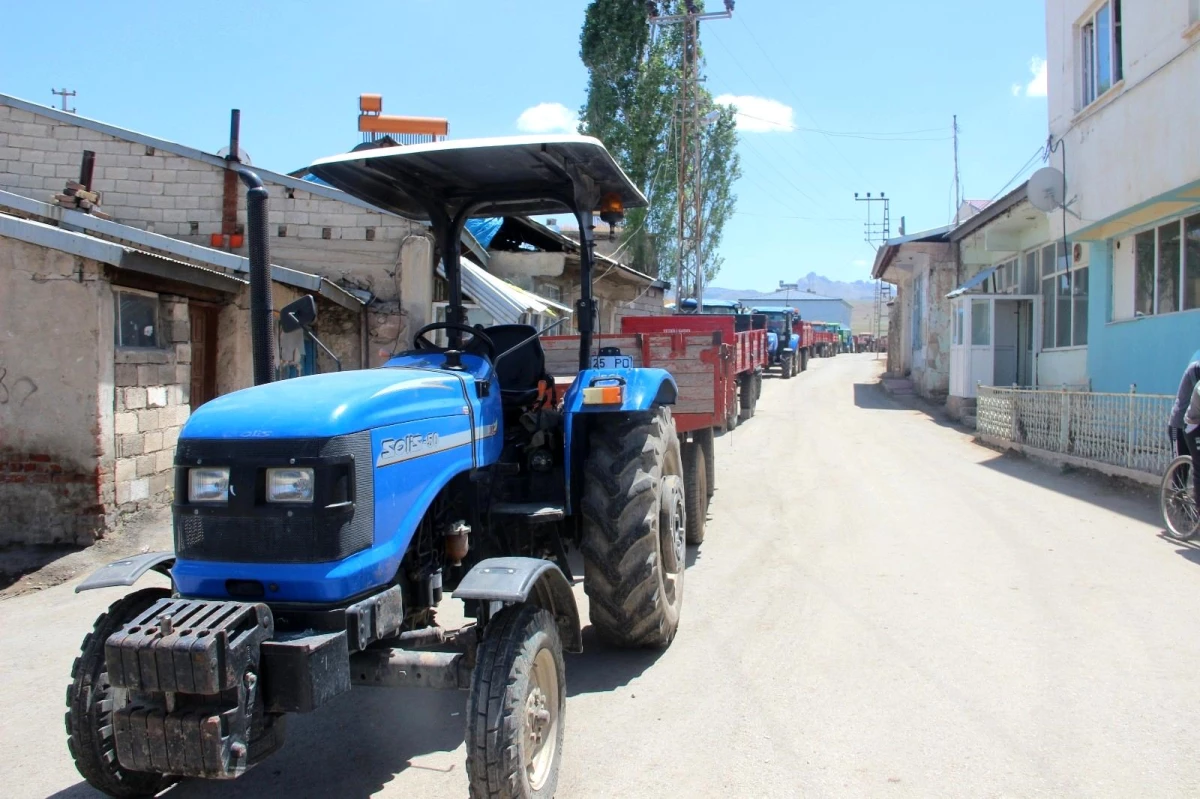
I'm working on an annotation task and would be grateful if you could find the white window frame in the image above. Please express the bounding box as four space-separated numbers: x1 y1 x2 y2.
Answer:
1040 242 1090 350
1131 213 1200 318
1078 0 1123 109
114 287 164 350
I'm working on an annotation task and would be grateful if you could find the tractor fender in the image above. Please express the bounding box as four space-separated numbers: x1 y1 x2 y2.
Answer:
562 367 677 415
453 557 582 653
75 551 175 593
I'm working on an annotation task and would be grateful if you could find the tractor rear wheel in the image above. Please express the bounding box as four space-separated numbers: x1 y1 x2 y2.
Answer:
682 441 707 545
582 407 685 648
65 587 176 799
466 604 565 799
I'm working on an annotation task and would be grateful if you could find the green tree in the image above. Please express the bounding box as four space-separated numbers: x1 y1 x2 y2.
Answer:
578 0 740 283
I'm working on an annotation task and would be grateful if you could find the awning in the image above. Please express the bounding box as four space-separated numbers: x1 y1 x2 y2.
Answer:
947 265 1000 298
438 257 572 326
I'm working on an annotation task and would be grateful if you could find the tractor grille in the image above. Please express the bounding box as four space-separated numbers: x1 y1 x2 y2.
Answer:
173 432 374 564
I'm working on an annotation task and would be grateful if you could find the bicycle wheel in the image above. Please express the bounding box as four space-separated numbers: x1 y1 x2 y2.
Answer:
1161 455 1200 540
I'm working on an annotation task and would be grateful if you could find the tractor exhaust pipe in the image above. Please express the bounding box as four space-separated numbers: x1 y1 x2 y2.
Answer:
238 169 275 386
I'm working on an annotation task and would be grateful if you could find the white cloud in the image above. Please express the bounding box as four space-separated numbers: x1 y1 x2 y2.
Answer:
714 94 795 133
1020 57 1048 98
516 102 578 134
853 259 868 268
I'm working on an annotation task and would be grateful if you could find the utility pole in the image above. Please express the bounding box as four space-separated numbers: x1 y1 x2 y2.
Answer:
855 192 892 357
51 88 76 113
953 115 961 223
650 1 734 311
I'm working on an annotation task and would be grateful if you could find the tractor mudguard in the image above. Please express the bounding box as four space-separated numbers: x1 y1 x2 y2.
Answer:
561 367 677 415
74 551 175 593
453 557 582 653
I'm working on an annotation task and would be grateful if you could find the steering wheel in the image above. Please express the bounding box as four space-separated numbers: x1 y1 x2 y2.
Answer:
413 322 496 359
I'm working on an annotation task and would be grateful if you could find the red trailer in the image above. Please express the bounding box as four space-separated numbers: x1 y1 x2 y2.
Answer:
792 318 815 371
541 321 757 546
620 314 769 427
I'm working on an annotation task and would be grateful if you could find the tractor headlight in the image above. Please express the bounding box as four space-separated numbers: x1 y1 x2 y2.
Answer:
188 467 230 503
266 467 314 503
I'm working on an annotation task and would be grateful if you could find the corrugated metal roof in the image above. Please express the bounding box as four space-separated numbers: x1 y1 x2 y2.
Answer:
437 257 572 326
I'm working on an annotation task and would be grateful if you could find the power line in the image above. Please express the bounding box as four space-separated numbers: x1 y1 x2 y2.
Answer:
706 29 848 196
735 13 869 184
733 211 859 221
717 111 952 140
986 146 1046 203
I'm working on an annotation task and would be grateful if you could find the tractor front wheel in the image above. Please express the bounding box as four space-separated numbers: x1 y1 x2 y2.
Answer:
466 605 565 799
65 587 176 799
582 407 685 648
781 354 793 379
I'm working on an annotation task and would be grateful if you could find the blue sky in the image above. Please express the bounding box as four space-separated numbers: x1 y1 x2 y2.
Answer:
1 0 1049 288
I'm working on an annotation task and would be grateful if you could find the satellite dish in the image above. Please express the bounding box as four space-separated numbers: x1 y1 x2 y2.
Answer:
1027 167 1066 213
216 145 252 165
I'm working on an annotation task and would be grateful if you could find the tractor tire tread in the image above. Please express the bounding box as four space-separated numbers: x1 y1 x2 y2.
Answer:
466 604 564 799
65 587 175 799
581 407 683 649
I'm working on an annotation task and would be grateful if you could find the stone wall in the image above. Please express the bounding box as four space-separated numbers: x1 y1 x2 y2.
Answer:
111 294 190 514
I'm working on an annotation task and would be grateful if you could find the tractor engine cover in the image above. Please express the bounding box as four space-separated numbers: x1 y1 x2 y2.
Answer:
104 597 279 779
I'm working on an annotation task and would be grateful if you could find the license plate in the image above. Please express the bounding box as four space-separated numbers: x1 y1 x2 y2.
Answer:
592 355 633 370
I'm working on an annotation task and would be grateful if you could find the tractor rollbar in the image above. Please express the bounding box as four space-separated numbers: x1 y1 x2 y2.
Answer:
238 169 276 386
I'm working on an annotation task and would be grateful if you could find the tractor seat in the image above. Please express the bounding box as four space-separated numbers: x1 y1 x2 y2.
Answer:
483 324 549 407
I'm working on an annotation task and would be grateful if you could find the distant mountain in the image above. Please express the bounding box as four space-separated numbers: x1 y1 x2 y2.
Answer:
702 272 878 302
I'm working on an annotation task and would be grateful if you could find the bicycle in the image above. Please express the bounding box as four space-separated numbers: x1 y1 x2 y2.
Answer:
1161 453 1200 540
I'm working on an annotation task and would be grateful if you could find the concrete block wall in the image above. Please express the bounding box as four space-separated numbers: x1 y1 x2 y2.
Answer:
111 295 190 514
0 102 417 365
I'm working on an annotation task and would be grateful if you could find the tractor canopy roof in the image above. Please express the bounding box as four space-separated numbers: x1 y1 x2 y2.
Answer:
309 135 647 220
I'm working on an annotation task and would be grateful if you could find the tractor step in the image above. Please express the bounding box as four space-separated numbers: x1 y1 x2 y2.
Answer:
491 503 565 523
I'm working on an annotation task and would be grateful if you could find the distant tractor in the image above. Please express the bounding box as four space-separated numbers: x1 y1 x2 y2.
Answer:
754 307 804 378
65 136 690 799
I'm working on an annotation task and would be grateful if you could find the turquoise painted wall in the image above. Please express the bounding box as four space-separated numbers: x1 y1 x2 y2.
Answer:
1087 241 1200 395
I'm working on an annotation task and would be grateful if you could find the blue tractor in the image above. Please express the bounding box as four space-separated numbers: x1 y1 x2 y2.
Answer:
754 307 801 379
65 136 688 798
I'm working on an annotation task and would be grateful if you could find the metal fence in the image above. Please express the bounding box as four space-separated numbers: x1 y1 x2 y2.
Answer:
977 386 1175 477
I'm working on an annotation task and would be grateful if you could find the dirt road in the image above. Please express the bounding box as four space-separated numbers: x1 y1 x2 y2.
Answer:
6 354 1200 798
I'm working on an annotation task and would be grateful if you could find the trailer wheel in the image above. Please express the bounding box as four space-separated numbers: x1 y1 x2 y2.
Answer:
582 407 685 648
696 427 716 499
65 587 176 799
800 350 809 372
754 371 763 400
781 354 793 380
466 605 565 799
738 373 756 421
681 441 707 545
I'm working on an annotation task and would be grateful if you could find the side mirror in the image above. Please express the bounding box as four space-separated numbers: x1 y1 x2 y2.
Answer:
280 295 317 333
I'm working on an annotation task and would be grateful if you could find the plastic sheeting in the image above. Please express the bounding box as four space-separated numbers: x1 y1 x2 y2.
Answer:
465 218 503 249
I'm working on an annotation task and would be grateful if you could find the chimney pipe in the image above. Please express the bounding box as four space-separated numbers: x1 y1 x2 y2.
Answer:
237 169 275 386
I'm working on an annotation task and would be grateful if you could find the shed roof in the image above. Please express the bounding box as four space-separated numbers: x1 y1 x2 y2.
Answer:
437 257 572 326
0 189 362 310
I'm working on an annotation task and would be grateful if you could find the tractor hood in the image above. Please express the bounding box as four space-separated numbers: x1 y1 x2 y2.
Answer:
766 331 779 353
181 368 474 440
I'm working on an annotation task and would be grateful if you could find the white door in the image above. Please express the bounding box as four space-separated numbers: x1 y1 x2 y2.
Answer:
968 298 995 395
949 297 968 397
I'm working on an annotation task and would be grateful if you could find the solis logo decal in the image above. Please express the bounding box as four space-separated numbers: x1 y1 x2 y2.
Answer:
377 433 440 467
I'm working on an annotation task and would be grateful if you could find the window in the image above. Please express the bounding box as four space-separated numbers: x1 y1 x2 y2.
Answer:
1133 214 1200 316
953 304 964 346
535 282 563 303
1191 0 1200 26
114 290 161 348
1041 242 1088 348
971 300 991 346
1080 1 1123 108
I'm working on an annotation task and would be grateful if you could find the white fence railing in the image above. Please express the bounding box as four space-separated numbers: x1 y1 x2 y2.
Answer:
976 386 1175 477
